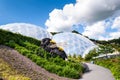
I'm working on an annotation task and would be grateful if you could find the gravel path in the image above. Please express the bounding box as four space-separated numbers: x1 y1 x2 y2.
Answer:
0 45 75 80
79 63 115 80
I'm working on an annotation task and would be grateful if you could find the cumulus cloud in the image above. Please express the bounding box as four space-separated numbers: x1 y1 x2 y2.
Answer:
109 16 120 39
45 0 120 33
82 21 106 39
109 32 120 39
112 16 120 30
83 16 120 40
45 9 74 32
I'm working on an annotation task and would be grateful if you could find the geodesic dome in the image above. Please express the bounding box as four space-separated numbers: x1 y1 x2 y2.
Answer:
52 32 96 57
0 23 52 40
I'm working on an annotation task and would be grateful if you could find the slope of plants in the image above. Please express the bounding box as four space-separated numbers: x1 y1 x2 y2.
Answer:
85 37 120 61
0 58 30 80
0 29 84 79
91 38 120 52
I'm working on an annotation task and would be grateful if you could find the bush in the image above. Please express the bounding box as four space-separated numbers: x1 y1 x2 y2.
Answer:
62 66 80 78
5 40 16 48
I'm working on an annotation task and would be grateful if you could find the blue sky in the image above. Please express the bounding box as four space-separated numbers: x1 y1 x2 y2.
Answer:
0 0 75 27
0 0 120 40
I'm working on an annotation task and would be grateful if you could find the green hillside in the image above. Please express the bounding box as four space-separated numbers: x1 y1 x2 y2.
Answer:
0 29 84 79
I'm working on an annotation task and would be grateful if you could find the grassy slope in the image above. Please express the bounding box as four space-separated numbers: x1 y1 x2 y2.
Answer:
0 58 30 80
0 29 84 79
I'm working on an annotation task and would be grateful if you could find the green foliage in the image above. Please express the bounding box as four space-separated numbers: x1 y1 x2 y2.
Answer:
85 44 115 60
91 37 120 52
68 55 84 63
0 29 41 46
0 29 84 79
95 57 120 80
85 49 98 60
98 45 114 54
5 40 16 48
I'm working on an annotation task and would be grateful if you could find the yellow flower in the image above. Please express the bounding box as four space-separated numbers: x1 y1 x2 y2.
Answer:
58 47 64 51
50 40 56 44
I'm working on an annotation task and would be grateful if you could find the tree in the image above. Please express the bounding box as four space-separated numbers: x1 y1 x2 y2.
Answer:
98 45 114 58
85 49 98 60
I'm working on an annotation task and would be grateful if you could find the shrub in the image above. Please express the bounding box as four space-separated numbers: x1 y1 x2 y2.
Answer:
5 40 16 48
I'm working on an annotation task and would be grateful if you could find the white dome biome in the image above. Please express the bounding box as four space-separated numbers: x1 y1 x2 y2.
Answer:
52 32 96 57
0 23 52 40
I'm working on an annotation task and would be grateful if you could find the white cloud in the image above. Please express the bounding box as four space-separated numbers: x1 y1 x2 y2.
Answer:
82 21 106 39
112 16 120 30
45 0 120 33
45 9 73 32
109 32 120 39
109 16 120 39
83 16 120 40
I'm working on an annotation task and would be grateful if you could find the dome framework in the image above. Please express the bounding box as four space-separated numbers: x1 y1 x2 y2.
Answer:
0 23 52 40
52 32 96 57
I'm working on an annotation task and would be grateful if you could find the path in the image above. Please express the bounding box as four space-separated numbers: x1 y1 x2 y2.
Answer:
80 63 115 80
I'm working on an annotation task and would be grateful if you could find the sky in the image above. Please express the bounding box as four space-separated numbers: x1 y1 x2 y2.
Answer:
0 0 75 26
0 0 120 40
